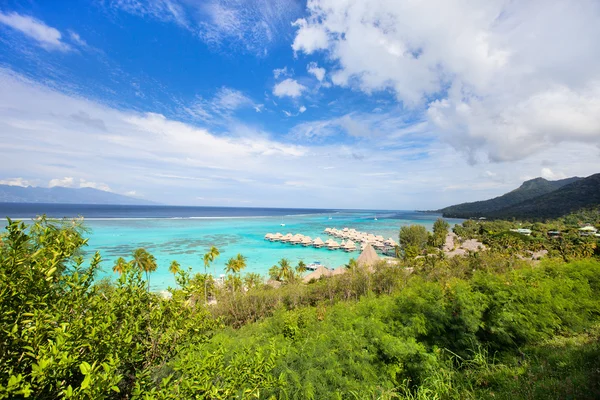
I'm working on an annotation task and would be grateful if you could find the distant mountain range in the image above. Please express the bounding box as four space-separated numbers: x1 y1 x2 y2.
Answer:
438 173 600 220
0 185 157 205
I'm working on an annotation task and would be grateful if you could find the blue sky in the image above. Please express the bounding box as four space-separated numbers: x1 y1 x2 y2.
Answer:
1 0 599 209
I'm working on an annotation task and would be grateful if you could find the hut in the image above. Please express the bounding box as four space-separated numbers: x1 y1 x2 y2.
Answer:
290 234 303 245
303 266 332 283
357 243 380 268
384 238 397 247
344 240 357 252
327 240 340 250
302 236 313 246
281 233 293 242
264 233 274 241
272 233 283 241
331 266 347 276
312 237 325 248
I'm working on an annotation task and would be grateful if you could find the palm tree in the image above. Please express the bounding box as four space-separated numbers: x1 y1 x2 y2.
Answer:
131 248 157 291
243 272 263 290
225 253 247 275
296 260 307 275
203 246 220 303
277 258 293 282
112 257 128 275
225 257 238 275
268 265 281 281
169 260 180 275
234 253 247 274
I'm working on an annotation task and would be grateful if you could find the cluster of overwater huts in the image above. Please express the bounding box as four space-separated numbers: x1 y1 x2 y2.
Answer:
324 228 397 252
264 232 359 252
264 228 398 254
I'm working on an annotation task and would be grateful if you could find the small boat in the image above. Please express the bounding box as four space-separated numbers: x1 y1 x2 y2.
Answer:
328 215 332 220
280 217 285 227
306 261 322 271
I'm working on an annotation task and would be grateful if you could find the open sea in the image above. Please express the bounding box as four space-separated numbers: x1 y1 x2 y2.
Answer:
0 204 463 290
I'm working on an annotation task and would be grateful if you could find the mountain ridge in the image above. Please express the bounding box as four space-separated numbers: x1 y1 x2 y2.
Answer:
0 185 157 205
438 176 581 218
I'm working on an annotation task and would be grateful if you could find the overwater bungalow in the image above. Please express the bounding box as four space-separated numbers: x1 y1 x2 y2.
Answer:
281 233 293 242
327 240 340 250
264 233 274 241
302 236 313 246
312 237 325 248
344 241 357 252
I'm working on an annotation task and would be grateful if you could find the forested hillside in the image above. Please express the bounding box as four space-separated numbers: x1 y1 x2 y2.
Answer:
438 177 580 218
488 173 600 220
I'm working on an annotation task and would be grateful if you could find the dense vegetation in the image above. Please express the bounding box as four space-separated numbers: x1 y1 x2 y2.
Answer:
438 176 580 218
487 173 600 220
1 216 600 399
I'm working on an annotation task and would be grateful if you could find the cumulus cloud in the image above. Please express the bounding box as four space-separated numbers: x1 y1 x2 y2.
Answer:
48 177 75 188
292 0 600 162
0 12 70 51
0 177 33 187
307 62 325 82
273 78 306 98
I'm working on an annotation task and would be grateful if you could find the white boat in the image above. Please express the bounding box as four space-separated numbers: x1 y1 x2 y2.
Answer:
306 261 323 271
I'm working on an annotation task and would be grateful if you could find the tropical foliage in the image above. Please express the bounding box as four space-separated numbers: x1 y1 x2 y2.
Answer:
1 216 600 399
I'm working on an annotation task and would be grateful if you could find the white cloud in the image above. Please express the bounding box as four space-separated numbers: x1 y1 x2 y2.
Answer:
49 177 75 188
196 0 302 54
48 177 110 191
299 106 307 113
307 62 325 82
0 177 32 187
184 87 257 121
0 12 70 51
79 179 112 192
273 78 306 98
68 31 87 47
292 18 328 54
2 67 599 209
293 0 600 162
273 66 289 79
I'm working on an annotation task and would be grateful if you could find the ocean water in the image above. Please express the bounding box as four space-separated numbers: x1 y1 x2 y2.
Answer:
0 204 462 290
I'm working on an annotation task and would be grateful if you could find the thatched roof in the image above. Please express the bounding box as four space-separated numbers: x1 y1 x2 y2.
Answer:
267 279 282 288
313 237 324 245
331 266 347 276
357 243 379 267
303 266 332 282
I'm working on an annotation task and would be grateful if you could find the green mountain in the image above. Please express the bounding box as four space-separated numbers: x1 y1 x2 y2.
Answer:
488 173 600 220
0 185 156 205
438 176 580 218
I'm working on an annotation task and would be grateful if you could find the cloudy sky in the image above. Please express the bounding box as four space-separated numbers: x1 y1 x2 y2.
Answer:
0 0 599 209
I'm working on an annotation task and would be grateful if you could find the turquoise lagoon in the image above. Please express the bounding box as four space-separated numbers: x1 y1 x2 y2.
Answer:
0 205 462 290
